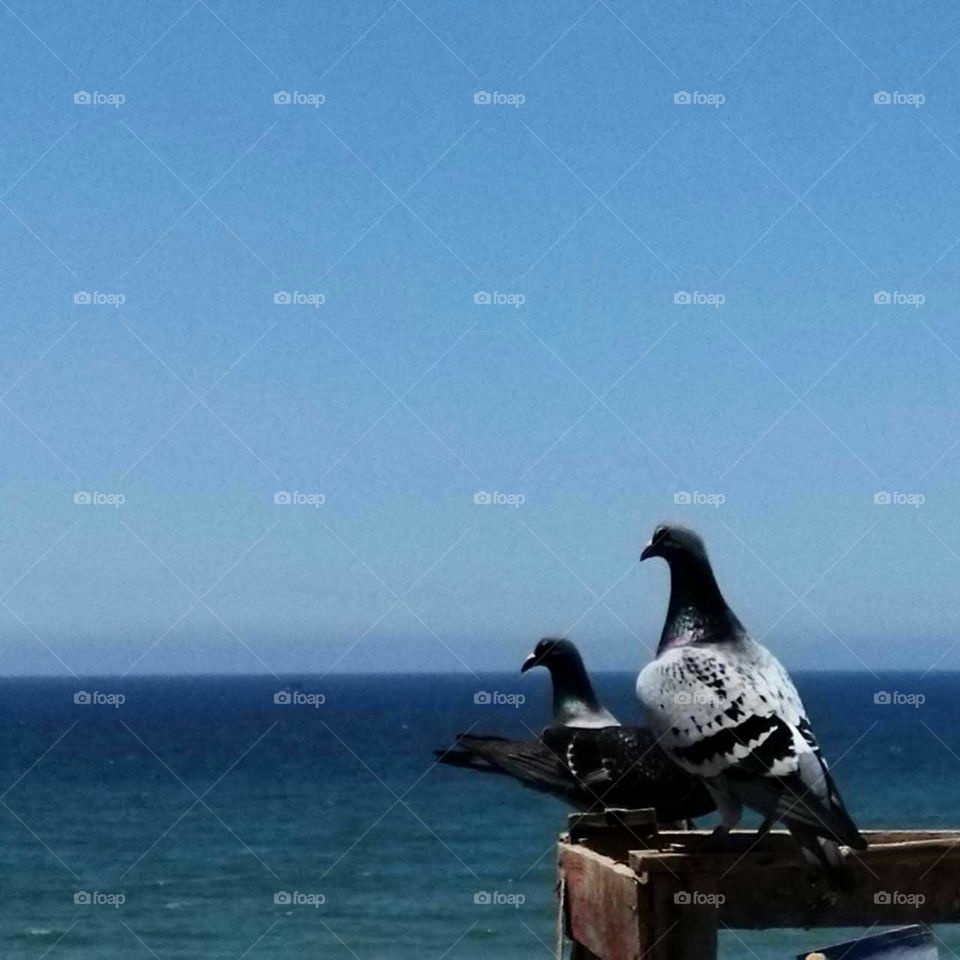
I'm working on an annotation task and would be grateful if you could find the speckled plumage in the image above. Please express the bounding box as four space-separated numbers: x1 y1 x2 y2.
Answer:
636 525 866 870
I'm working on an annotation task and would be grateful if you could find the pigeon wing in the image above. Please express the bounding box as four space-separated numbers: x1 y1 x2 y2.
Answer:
541 725 716 818
746 719 866 850
637 644 865 848
636 643 805 779
435 734 578 796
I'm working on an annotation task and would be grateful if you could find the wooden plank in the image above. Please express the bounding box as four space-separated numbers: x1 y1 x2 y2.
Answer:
841 829 960 844
566 809 662 862
644 869 719 960
558 843 642 960
558 828 960 958
569 808 658 841
632 830 960 873
570 946 602 960
627 830 960 929
650 828 960 855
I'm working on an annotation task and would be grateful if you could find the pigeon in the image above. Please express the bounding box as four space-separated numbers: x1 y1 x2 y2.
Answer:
436 638 716 820
635 524 867 878
520 636 620 728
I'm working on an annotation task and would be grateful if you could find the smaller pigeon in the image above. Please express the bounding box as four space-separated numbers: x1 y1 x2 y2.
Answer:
436 638 715 819
520 637 620 728
635 524 866 879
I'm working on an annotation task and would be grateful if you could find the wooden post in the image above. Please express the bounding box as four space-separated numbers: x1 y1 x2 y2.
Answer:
570 946 602 960
557 823 960 960
644 869 718 960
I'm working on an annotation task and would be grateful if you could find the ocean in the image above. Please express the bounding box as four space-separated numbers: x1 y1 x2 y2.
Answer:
0 671 954 959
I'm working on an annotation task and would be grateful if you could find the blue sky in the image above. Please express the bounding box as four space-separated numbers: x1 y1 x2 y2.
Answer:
3 1 960 675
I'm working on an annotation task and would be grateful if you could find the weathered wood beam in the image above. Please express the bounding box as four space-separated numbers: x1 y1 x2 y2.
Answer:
558 825 960 959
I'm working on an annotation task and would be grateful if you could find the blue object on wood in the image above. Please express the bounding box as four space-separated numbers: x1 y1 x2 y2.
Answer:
797 925 937 960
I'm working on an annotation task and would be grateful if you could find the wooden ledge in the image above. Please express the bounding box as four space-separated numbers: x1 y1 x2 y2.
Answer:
558 818 960 960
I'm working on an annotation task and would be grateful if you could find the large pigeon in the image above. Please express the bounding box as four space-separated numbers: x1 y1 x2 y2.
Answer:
436 638 715 819
635 524 866 876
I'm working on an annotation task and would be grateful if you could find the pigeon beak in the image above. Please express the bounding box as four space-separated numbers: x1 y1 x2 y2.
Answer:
520 653 537 674
640 539 656 562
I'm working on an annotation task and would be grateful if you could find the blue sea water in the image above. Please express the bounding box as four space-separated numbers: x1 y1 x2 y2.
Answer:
0 671 955 959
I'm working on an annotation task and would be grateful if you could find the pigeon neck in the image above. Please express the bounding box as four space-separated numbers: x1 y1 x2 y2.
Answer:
548 658 604 720
659 554 741 652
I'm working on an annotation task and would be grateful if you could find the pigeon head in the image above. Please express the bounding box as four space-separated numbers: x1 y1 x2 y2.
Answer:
640 524 709 565
640 525 744 651
520 637 579 674
521 638 617 727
